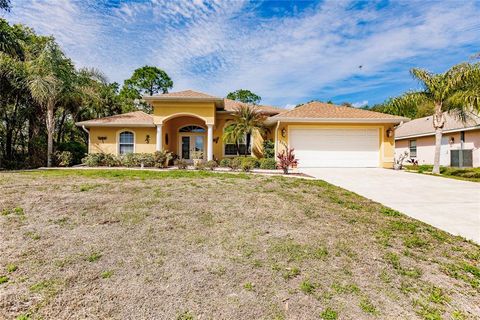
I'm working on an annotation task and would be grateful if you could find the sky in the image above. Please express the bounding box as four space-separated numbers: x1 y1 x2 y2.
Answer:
4 0 480 108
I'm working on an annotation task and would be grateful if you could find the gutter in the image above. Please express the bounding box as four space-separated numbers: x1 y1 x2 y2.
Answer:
265 117 409 125
75 123 156 128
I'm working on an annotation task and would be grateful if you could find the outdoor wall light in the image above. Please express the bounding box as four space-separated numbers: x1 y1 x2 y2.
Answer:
165 134 169 145
214 137 219 144
145 134 150 144
98 136 107 142
450 137 455 144
281 128 287 137
386 128 393 138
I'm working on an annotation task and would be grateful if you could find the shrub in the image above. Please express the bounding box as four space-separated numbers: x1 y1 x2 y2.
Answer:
219 158 231 168
191 150 204 160
194 161 206 170
174 159 188 169
153 150 172 168
277 144 298 174
259 158 277 170
136 153 155 167
205 160 218 171
55 151 73 167
263 140 275 158
240 157 258 172
103 154 120 167
120 153 140 167
82 153 104 167
57 141 87 165
228 157 242 171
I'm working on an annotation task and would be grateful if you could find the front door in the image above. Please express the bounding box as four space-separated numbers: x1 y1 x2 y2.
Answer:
179 134 205 160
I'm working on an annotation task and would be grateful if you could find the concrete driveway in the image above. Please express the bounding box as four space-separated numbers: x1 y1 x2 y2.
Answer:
301 168 480 244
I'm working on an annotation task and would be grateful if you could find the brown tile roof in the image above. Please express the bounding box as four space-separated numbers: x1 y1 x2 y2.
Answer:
223 98 285 115
270 101 408 122
76 111 154 127
147 90 221 99
395 111 480 139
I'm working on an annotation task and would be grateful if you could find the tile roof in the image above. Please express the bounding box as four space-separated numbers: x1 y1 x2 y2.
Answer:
148 90 221 99
395 111 480 139
270 101 408 122
76 111 154 127
223 98 285 115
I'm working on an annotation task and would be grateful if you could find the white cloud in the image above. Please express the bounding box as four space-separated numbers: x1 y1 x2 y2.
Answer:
7 0 480 105
352 100 369 108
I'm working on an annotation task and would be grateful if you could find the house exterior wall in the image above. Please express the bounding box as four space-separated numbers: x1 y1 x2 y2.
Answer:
395 129 480 167
274 122 395 168
151 101 216 124
88 127 157 155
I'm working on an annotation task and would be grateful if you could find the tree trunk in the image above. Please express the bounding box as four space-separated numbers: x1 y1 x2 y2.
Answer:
432 103 445 174
245 133 251 157
46 101 55 167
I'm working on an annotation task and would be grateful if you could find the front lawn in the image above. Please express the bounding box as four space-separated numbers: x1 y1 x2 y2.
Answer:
405 165 480 182
1 169 479 319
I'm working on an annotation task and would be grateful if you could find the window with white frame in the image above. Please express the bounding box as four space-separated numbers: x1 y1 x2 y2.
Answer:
223 124 248 156
409 140 417 158
119 131 134 154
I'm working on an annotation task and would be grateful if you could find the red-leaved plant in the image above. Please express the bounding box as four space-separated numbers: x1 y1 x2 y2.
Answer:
277 143 298 174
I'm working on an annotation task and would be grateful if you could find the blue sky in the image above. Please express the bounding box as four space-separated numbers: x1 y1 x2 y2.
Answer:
5 0 480 108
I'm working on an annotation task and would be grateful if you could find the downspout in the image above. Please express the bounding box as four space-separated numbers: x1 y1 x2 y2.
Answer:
82 125 90 154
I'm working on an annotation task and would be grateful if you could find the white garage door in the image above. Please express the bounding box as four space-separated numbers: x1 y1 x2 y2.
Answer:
290 128 380 168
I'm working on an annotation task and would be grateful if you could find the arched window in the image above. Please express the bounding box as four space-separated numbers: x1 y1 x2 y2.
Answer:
179 125 206 133
223 124 248 156
119 131 134 154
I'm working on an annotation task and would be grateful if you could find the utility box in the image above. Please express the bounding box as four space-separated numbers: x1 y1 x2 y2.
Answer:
450 149 473 167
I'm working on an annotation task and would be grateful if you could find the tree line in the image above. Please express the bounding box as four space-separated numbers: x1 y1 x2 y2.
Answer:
0 19 173 169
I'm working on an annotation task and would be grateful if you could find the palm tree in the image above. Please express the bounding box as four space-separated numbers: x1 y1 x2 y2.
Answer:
27 39 73 167
385 63 480 174
224 105 267 156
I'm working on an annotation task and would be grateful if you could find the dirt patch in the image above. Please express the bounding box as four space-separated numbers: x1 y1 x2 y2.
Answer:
0 169 479 319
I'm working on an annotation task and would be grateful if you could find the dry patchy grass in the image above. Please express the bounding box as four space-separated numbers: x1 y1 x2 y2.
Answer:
0 169 479 320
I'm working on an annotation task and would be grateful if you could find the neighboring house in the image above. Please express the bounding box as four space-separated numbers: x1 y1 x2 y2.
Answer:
395 112 480 167
76 90 407 168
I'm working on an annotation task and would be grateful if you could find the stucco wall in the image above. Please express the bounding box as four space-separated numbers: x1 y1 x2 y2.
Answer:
89 127 157 155
274 122 395 168
151 101 216 125
395 129 480 167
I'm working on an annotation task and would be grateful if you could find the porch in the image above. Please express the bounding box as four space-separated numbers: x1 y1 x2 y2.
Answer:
155 115 214 161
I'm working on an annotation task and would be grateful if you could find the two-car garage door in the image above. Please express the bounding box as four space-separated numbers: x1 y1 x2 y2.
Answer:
289 128 380 168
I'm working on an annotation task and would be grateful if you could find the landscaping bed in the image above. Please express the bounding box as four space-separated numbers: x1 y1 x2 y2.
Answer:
0 169 479 319
405 165 480 182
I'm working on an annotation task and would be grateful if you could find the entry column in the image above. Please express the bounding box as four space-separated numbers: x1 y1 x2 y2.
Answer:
156 124 162 151
207 124 213 161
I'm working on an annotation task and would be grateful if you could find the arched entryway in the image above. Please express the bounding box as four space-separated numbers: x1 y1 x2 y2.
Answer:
177 125 206 160
156 114 214 161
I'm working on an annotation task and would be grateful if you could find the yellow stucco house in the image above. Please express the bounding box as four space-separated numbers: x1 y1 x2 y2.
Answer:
76 90 408 168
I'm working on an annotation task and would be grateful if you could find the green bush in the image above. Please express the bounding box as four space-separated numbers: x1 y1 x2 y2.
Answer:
119 153 139 167
57 141 87 165
263 140 275 158
205 160 218 171
194 161 206 170
82 153 111 167
259 158 277 170
153 150 172 168
174 159 188 169
137 153 155 167
55 151 73 167
240 157 257 172
103 154 120 167
219 158 231 167
229 157 242 171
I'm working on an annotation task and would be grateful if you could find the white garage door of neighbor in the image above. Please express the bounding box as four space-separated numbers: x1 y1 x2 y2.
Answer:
290 128 380 168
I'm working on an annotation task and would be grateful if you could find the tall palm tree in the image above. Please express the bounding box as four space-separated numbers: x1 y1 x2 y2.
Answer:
27 40 73 167
386 63 480 174
224 105 267 156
